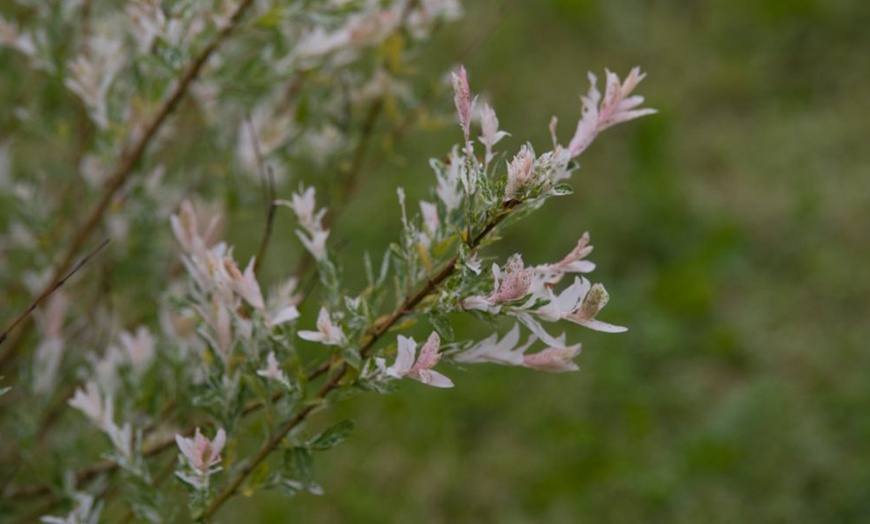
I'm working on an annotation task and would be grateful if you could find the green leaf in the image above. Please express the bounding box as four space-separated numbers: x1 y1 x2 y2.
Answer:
552 183 574 196
428 311 455 342
242 462 271 496
256 7 285 28
433 233 459 258
283 447 313 485
310 420 355 451
342 346 362 370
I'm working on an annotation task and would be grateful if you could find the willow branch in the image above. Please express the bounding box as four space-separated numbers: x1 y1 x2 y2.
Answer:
199 202 517 518
7 197 516 507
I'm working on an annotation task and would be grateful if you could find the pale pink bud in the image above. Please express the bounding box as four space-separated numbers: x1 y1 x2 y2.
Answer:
452 65 472 138
118 326 155 372
170 200 199 255
68 382 111 430
567 71 602 158
175 427 226 474
598 67 656 131
299 307 345 346
381 334 453 388
560 232 594 268
451 65 477 154
288 186 322 233
256 351 289 385
222 256 265 309
503 147 535 202
267 304 300 327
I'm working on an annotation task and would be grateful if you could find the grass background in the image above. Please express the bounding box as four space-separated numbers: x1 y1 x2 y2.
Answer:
226 0 870 522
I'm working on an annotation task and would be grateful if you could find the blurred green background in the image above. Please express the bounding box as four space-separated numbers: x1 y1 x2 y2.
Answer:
230 0 870 522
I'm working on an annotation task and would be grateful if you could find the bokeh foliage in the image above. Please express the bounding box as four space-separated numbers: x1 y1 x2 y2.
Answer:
232 0 870 521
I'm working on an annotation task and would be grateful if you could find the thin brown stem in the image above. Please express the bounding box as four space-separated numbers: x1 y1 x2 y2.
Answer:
245 115 279 274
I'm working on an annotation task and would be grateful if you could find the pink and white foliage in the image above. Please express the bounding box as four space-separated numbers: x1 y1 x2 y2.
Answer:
117 325 156 376
377 332 454 388
222 256 265 310
433 146 465 212
478 103 509 168
299 307 346 346
564 282 627 333
522 341 582 373
454 324 531 366
452 65 477 155
565 67 657 159
417 200 440 248
504 146 536 202
293 6 400 63
278 186 330 262
462 254 533 313
64 34 126 129
257 351 290 387
175 427 227 489
170 200 222 260
68 382 112 430
534 232 596 285
68 382 133 460
265 278 302 327
454 324 582 373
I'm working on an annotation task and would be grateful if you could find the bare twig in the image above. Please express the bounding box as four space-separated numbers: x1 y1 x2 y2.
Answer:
0 239 110 347
245 116 279 274
254 187 278 275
